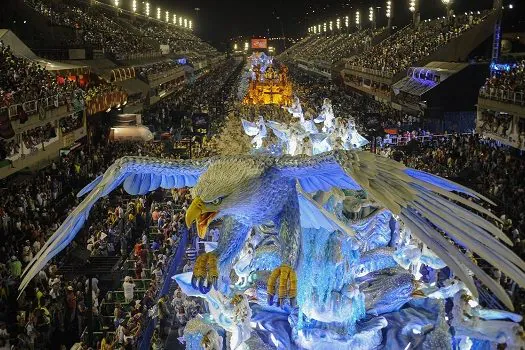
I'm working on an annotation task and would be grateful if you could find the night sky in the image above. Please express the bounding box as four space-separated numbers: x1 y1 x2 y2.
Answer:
138 0 520 46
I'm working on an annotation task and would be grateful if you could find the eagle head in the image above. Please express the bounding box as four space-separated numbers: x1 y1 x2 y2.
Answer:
185 158 270 238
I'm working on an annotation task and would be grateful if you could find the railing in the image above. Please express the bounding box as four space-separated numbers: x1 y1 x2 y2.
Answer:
0 93 66 119
115 51 164 62
479 86 525 106
381 132 473 147
148 67 184 83
344 65 395 79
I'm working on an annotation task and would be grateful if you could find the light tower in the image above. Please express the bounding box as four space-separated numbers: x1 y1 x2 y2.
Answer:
442 0 453 22
386 0 392 29
355 10 361 30
409 0 420 27
369 7 375 29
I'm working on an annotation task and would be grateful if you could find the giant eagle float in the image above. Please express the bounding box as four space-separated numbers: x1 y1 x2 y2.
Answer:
20 150 525 349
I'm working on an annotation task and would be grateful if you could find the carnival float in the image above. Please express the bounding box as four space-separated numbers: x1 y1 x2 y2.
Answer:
19 57 525 350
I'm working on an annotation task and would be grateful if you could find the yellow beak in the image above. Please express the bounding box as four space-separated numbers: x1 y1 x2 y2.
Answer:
185 197 218 239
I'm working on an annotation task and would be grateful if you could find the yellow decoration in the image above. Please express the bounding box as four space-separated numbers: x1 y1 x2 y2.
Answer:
243 64 293 107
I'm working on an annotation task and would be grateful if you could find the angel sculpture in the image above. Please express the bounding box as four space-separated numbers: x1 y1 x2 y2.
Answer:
241 116 267 150
19 151 525 349
285 96 304 120
314 98 336 133
266 120 309 156
336 118 369 150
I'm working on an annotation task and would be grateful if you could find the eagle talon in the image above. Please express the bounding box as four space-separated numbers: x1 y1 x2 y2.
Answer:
267 265 297 308
191 252 219 294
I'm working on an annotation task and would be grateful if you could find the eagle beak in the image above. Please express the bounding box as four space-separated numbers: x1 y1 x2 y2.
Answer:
185 197 218 239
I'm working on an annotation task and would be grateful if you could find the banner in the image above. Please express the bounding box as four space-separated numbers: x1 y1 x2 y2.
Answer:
251 38 268 49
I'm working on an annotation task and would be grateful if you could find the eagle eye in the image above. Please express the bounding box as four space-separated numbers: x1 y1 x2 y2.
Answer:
206 197 224 206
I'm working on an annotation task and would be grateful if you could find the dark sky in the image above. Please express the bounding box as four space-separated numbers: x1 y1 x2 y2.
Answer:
143 0 519 46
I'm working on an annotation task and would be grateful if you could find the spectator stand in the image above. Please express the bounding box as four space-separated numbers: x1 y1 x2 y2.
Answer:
341 10 499 101
477 60 525 150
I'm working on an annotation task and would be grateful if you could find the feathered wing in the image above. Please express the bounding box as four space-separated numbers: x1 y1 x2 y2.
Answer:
19 156 211 293
241 119 260 137
275 150 524 310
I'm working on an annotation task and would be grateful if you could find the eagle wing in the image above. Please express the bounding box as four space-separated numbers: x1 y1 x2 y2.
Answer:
275 150 524 310
20 156 211 293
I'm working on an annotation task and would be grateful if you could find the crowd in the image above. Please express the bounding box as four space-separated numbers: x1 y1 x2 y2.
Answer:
281 28 386 64
348 11 491 77
59 113 83 135
390 133 525 310
0 41 70 107
136 61 182 82
482 60 525 103
21 123 57 151
134 20 218 57
0 139 21 160
0 123 215 349
142 58 243 137
26 0 154 56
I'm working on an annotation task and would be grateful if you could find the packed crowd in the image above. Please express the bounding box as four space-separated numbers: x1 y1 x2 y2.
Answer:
142 58 243 136
134 20 218 57
26 0 154 56
136 61 182 82
348 11 491 77
281 28 386 64
481 60 525 103
59 113 84 135
21 123 57 151
0 41 69 107
392 134 525 309
0 139 21 160
0 134 208 349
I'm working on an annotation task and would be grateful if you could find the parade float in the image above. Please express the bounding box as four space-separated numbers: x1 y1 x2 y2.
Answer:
20 89 525 349
242 53 293 107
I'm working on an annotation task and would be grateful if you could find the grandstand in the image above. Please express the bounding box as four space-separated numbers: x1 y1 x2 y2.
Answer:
0 0 224 179
341 10 499 100
477 60 525 150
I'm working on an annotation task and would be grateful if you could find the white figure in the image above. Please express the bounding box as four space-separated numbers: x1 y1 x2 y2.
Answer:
451 291 525 349
314 98 335 133
241 116 267 150
286 96 304 120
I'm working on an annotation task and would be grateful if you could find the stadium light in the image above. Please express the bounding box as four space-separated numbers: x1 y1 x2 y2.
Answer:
179 16 183 26
114 0 119 7
329 21 333 31
145 2 150 16
156 7 161 20
369 7 374 22
165 10 169 22
323 22 327 32
386 1 392 18
313 26 317 34
184 18 188 28
355 11 360 25
409 0 416 12
244 42 249 51
234 43 238 50
336 18 341 30
173 14 177 24
189 20 192 30
318 24 321 33
441 0 451 4
345 16 349 28
132 0 136 12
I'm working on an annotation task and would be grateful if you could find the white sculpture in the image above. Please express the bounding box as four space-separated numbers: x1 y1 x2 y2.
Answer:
241 116 267 149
